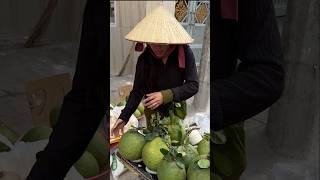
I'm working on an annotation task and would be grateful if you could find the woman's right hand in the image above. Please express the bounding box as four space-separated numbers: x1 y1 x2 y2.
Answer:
111 119 126 137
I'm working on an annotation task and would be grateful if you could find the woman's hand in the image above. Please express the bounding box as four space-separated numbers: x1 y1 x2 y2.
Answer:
143 92 164 110
111 119 126 137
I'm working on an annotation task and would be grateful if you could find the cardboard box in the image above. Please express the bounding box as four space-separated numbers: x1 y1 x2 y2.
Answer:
25 73 71 126
118 84 133 102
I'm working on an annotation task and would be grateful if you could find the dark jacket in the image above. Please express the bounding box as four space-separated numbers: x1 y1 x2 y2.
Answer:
212 0 285 131
119 45 199 123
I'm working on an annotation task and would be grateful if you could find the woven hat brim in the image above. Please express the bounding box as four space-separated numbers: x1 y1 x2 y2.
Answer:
125 5 194 44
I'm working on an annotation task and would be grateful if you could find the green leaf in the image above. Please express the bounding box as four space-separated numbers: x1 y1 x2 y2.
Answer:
164 154 171 161
175 103 181 108
142 129 149 134
135 127 145 131
145 133 156 141
160 148 169 155
197 159 210 169
171 140 180 146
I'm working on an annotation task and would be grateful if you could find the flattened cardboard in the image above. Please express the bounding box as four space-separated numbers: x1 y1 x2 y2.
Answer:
25 73 71 126
118 84 133 101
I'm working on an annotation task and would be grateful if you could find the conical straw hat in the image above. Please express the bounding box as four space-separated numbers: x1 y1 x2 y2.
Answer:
125 5 194 44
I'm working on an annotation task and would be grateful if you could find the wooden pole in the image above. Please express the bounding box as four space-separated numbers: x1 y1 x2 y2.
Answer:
24 0 58 48
193 16 210 112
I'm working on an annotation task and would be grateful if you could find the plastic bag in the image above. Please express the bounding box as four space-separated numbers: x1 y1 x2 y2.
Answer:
110 153 126 180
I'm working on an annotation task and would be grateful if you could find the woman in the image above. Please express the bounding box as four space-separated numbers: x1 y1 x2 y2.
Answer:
111 5 199 136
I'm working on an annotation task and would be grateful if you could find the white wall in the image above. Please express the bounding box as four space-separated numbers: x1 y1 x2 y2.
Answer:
110 1 175 76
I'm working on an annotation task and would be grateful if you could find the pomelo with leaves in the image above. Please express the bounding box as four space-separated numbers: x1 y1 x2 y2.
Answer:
119 128 146 160
142 136 169 171
157 147 186 180
187 156 210 180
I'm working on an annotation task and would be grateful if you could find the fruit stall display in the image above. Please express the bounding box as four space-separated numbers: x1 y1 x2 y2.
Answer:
110 108 211 180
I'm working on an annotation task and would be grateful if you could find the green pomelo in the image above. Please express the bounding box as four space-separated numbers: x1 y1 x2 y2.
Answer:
0 124 18 144
86 131 108 169
49 106 61 128
137 103 145 114
0 124 15 152
21 126 53 142
157 159 186 180
197 138 210 155
142 137 168 171
74 151 100 178
119 130 146 160
187 158 210 180
0 142 11 152
133 110 141 118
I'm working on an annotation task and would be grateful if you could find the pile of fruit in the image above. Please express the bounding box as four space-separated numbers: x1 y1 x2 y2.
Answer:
110 97 145 119
117 111 210 180
0 106 109 179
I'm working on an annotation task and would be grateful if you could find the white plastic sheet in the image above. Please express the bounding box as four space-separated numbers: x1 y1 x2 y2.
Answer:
110 106 139 137
183 112 210 135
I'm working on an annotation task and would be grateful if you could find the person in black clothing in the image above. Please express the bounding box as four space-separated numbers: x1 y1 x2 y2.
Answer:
26 0 284 179
26 1 107 179
111 5 199 136
212 0 284 179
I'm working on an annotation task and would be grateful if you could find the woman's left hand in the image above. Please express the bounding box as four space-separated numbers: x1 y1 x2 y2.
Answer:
143 92 164 110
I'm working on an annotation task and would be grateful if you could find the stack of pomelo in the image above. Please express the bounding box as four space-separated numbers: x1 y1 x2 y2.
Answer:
117 113 211 180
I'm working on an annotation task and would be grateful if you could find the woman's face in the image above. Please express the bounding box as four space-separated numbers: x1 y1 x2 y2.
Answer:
148 44 169 57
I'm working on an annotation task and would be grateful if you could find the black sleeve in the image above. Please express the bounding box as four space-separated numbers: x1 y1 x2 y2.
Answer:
118 56 145 123
171 45 199 101
212 0 285 131
26 1 107 179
